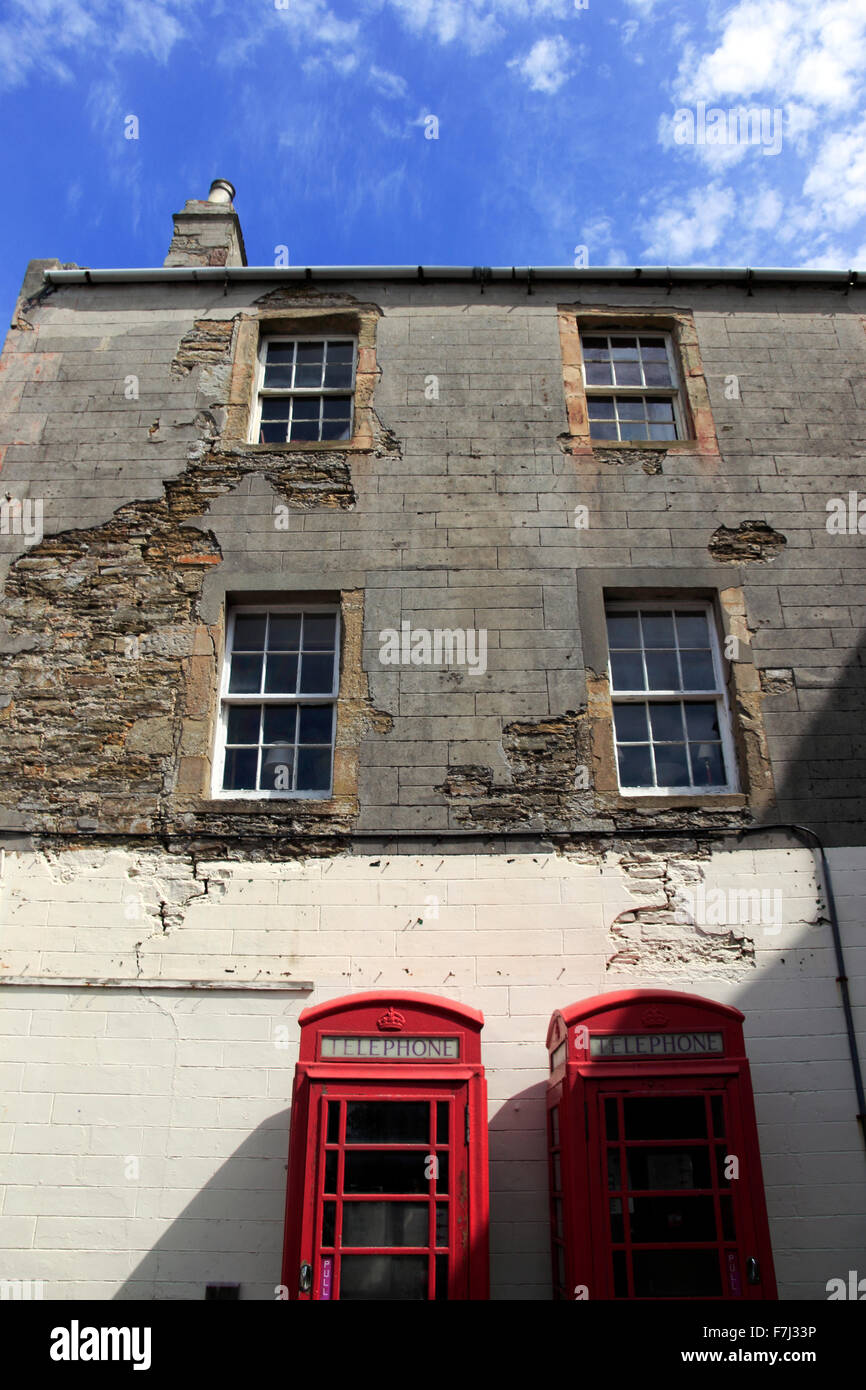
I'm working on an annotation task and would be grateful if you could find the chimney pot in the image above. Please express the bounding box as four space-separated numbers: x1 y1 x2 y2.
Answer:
207 179 236 206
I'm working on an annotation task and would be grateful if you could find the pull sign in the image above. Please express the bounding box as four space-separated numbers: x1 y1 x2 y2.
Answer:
320 1257 333 1300
726 1250 742 1296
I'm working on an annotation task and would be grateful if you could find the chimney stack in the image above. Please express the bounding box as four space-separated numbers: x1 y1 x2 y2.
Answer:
163 179 247 268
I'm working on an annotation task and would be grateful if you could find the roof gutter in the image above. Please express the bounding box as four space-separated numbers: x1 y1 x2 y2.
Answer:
42 265 862 289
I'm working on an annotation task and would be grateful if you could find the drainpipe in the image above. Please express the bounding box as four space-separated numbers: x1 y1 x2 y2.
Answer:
737 823 866 1159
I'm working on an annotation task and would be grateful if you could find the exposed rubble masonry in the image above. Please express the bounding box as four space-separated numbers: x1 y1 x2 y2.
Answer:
708 521 787 563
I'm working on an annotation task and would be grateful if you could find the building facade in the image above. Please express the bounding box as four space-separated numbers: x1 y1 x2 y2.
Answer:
0 181 864 1301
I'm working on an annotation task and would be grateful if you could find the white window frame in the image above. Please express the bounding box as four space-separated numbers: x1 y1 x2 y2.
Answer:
213 603 340 800
251 335 357 445
581 330 685 443
606 599 738 796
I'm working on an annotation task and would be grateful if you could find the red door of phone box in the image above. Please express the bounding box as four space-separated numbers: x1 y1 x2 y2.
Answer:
546 989 777 1301
281 991 489 1301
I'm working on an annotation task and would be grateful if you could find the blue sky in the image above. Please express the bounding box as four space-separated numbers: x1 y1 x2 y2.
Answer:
1 0 865 322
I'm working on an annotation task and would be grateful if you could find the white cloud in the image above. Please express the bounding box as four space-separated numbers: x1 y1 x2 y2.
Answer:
640 182 737 261
369 65 408 99
751 188 783 230
508 35 573 94
675 0 866 112
0 0 188 88
802 124 866 229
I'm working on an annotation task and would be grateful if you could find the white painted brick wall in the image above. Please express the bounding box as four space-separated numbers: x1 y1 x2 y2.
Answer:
0 843 863 1301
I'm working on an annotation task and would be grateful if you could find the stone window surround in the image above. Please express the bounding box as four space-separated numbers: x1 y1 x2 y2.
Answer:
222 308 379 450
557 306 720 456
576 568 776 814
173 582 370 817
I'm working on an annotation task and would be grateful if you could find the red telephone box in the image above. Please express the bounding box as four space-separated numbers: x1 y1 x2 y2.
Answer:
546 989 777 1301
281 991 489 1300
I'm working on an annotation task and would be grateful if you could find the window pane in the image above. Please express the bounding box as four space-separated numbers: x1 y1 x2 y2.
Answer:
654 743 690 787
585 362 613 386
262 705 296 744
325 1151 337 1192
263 362 293 389
685 702 721 741
327 1101 340 1145
610 650 645 690
321 418 352 441
614 703 649 741
610 337 639 358
646 399 674 420
436 1102 449 1145
689 742 726 786
260 398 292 421
435 1205 449 1249
226 705 260 744
649 422 677 440
639 338 668 357
641 612 675 647
606 612 640 647
323 362 353 388
228 652 263 693
343 1151 429 1194
299 652 336 693
619 421 648 441
680 650 715 690
346 1102 429 1144
675 611 709 646
265 652 299 692
292 397 319 420
630 1195 718 1243
617 399 645 420
623 1096 708 1140
298 705 333 743
304 615 337 650
645 363 674 386
618 743 653 787
233 615 267 650
581 335 609 352
342 1202 429 1248
297 746 332 791
588 396 616 419
627 1146 711 1191
268 615 301 650
259 420 289 443
648 701 684 741
223 747 258 791
339 1254 428 1301
613 362 642 386
645 649 679 689
322 1200 336 1247
290 419 320 442
265 345 295 364
327 342 355 363
590 418 617 439
295 342 325 387
260 747 294 791
632 1250 721 1299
